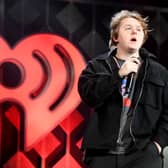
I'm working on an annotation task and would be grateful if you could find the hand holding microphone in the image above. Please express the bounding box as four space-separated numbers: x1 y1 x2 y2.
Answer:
118 56 141 94
118 56 141 78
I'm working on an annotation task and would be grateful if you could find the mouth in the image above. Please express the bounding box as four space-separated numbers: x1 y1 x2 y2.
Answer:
130 37 137 42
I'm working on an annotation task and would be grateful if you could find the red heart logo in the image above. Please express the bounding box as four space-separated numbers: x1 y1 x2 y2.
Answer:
0 34 85 150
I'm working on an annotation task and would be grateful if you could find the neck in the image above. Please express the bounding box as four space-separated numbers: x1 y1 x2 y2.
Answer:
116 48 140 60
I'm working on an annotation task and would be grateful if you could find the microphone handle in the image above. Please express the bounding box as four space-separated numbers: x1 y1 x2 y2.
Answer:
127 73 135 93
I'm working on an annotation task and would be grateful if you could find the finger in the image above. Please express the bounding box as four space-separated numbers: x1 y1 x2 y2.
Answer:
126 57 140 64
130 58 141 65
132 64 140 73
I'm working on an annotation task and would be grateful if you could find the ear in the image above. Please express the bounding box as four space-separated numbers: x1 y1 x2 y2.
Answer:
113 36 118 43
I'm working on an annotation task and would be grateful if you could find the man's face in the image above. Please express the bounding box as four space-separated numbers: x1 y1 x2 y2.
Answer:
115 17 144 53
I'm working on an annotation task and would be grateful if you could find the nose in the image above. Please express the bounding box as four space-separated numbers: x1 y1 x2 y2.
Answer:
131 28 137 34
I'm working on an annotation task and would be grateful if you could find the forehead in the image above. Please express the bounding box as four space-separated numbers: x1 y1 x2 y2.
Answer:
120 17 142 27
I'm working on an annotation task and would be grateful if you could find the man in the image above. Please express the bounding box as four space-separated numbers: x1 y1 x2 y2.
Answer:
78 10 168 168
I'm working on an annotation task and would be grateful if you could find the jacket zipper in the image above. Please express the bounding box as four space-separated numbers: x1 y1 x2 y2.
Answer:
130 89 143 143
130 60 148 144
116 92 127 145
107 57 126 145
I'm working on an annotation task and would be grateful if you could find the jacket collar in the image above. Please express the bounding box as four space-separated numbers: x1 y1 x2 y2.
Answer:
139 48 157 61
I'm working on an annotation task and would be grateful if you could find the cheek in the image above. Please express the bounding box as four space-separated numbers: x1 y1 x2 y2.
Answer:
139 36 144 45
140 34 145 42
118 34 127 42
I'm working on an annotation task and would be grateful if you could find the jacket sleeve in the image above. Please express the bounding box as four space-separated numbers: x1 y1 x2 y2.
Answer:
153 81 168 149
78 59 122 107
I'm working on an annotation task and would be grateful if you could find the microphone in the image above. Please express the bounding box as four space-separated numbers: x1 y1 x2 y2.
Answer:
126 72 135 94
126 56 141 94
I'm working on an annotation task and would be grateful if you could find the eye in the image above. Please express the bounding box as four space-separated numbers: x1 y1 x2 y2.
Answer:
137 28 142 32
125 27 131 30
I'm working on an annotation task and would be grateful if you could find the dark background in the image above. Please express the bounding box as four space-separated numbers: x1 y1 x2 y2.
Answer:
0 0 168 67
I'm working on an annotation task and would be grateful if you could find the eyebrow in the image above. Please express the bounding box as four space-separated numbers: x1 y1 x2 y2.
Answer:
123 24 142 28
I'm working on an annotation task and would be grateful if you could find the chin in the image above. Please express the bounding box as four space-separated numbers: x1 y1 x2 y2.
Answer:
128 48 138 53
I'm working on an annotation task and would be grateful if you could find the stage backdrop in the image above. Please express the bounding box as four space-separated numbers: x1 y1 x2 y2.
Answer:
1 0 168 167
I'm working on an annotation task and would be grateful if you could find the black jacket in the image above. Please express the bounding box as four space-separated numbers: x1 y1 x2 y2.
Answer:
78 48 168 151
